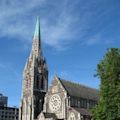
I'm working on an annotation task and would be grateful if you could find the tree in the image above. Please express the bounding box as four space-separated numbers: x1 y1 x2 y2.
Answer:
92 48 120 120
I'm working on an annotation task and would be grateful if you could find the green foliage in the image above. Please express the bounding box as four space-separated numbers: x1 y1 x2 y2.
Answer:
92 48 120 120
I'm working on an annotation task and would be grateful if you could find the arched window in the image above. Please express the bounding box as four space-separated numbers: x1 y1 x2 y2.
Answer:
41 77 44 90
36 76 39 89
69 112 76 120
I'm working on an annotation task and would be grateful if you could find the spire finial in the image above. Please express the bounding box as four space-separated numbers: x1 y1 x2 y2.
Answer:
33 16 41 40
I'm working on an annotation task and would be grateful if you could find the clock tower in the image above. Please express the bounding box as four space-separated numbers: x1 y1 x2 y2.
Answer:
19 18 48 120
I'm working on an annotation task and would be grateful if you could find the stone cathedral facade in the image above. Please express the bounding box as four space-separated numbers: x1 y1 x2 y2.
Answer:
19 18 99 120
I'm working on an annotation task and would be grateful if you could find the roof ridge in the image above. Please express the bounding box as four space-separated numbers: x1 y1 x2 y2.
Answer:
59 77 99 92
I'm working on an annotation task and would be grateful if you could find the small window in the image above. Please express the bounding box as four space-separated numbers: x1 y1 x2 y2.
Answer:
80 98 87 108
36 76 39 89
41 77 44 90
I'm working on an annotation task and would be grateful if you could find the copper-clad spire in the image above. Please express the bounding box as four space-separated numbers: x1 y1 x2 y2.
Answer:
31 17 42 58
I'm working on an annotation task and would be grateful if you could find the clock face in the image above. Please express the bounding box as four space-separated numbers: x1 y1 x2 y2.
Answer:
49 94 61 112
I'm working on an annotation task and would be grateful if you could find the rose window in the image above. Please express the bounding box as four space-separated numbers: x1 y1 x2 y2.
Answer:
49 94 61 112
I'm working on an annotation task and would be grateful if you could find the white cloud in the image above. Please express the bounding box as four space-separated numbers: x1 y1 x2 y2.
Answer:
0 0 118 50
41 12 79 50
0 0 46 38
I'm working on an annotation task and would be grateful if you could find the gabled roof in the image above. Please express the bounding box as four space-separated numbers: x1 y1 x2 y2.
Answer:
58 77 99 101
73 107 90 116
43 112 57 118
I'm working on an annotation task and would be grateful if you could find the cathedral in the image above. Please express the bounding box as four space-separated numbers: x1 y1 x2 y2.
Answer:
19 18 99 120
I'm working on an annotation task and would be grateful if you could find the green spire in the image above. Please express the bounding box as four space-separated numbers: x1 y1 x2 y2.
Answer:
31 17 42 58
33 16 41 40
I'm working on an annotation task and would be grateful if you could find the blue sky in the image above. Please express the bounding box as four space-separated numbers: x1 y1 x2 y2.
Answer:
0 0 120 107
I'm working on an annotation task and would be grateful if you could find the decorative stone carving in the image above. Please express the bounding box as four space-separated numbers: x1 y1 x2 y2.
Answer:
49 94 61 112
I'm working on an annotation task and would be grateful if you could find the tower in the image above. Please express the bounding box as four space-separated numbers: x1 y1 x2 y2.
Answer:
19 18 48 120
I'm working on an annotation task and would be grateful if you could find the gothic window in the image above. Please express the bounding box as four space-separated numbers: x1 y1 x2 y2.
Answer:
75 98 78 107
36 76 39 89
49 94 61 112
80 98 87 108
70 97 74 107
70 97 88 108
69 112 76 120
70 97 79 107
41 77 44 90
